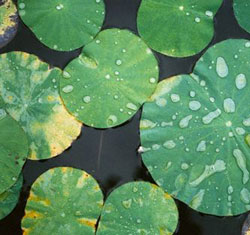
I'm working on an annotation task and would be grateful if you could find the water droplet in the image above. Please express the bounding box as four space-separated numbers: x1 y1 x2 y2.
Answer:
12 177 17 181
189 101 201 111
216 57 228 78
240 188 250 204
190 189 205 209
181 163 189 170
136 219 141 224
209 97 215 103
62 85 74 93
190 91 196 97
202 109 221 124
83 96 91 103
156 98 167 107
236 127 245 135
107 115 117 126
152 144 160 150
179 115 192 128
205 10 213 17
149 77 156 84
126 103 137 111
116 59 122 66
245 42 250 48
163 140 176 149
114 71 119 75
171 94 180 102
19 3 25 9
63 71 71 78
61 212 65 217
228 186 233 194
196 140 206 152
243 118 250 127
96 40 101 44
233 149 249 184
122 199 132 209
235 74 247 90
56 4 64 10
161 121 173 127
226 121 232 127
195 17 201 23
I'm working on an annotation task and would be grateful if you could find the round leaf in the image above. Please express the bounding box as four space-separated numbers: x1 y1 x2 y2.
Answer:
0 52 82 160
0 0 18 48
17 0 105 51
60 29 159 128
97 182 178 235
22 167 103 234
140 39 250 216
233 0 250 33
0 112 28 194
137 0 223 57
0 174 23 220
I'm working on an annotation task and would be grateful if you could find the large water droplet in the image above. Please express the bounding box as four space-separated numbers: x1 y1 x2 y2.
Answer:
216 57 228 78
107 115 118 126
235 74 247 90
223 98 235 113
202 109 221 124
163 140 176 149
63 71 71 78
196 140 206 152
171 94 180 102
62 85 74 93
243 118 250 127
83 96 91 103
189 101 201 111
179 115 192 128
126 103 137 111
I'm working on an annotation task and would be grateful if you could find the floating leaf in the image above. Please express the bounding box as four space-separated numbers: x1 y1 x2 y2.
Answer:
0 174 23 220
60 29 159 128
17 0 105 51
97 182 178 235
137 0 223 57
0 0 18 48
140 39 250 216
0 52 82 160
0 113 28 194
22 167 103 234
233 0 250 33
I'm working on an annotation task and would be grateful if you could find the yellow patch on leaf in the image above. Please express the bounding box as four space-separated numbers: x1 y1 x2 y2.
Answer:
77 218 96 229
24 210 43 219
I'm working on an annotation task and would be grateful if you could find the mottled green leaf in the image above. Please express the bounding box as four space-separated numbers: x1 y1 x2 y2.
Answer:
140 39 250 216
137 0 223 57
22 167 103 235
0 112 28 194
97 182 178 235
0 0 18 48
17 0 105 51
0 174 23 220
60 28 159 128
0 52 82 160
233 0 250 33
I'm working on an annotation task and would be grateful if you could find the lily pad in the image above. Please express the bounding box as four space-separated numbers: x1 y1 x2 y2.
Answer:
0 52 82 160
97 182 178 235
60 29 159 128
22 167 103 235
0 112 28 194
137 0 223 57
140 39 250 216
0 174 23 220
233 0 250 33
0 0 18 49
17 0 105 51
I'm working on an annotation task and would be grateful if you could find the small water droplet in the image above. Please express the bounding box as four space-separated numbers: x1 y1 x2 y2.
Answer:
216 57 228 78
63 71 71 78
171 94 180 102
235 74 247 90
149 77 156 84
196 140 206 152
195 17 201 23
163 140 176 149
126 103 137 111
116 59 122 66
205 10 213 17
189 91 196 97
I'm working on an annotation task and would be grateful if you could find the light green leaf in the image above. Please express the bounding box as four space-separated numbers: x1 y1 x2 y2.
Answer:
17 0 105 51
0 0 18 48
233 0 250 33
0 174 23 220
97 182 178 235
0 52 82 160
60 28 159 128
137 0 223 57
140 39 250 216
0 112 28 194
22 167 103 235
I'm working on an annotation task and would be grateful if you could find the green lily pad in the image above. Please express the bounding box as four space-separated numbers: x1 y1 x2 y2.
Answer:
137 0 223 57
0 0 18 49
0 174 23 220
97 182 178 235
60 28 159 128
17 0 105 51
0 52 82 160
22 167 103 235
0 112 28 194
233 0 250 33
140 39 250 216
